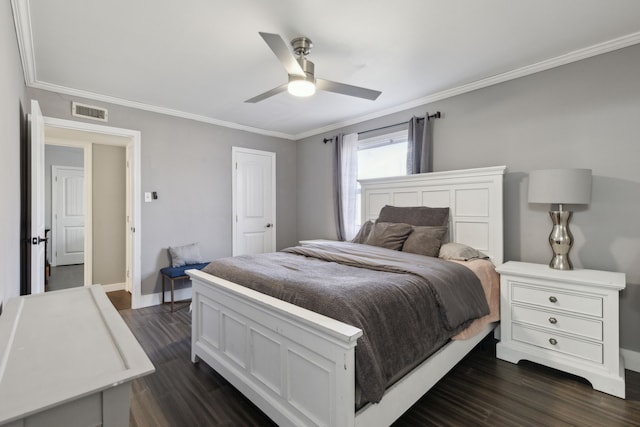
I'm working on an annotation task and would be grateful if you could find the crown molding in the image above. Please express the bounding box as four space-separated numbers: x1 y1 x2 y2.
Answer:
12 0 640 141
11 0 37 85
294 31 640 140
28 80 296 140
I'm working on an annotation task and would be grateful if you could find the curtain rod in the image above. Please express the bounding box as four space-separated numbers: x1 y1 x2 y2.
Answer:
323 111 441 143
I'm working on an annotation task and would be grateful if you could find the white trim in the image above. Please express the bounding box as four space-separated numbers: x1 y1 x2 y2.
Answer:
10 0 37 85
101 282 126 293
294 32 640 139
137 287 193 309
32 81 295 140
11 0 640 140
622 348 640 373
42 117 142 309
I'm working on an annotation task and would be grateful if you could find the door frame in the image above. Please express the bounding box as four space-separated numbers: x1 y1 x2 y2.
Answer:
231 147 276 256
42 116 142 308
29 100 45 294
51 165 85 267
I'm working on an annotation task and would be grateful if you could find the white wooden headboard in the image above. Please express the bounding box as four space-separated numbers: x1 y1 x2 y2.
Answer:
359 165 506 265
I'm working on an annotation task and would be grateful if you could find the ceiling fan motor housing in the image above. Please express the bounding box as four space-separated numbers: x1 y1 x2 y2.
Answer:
291 36 313 56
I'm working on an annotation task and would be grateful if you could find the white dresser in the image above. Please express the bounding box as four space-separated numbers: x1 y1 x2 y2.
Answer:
496 261 626 398
0 286 155 426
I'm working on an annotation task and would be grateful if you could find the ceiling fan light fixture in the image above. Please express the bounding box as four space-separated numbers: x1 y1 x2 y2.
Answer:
246 32 381 103
288 77 316 97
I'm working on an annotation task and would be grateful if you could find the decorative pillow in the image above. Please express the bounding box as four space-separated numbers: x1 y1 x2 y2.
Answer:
377 205 449 227
402 226 448 257
439 242 489 261
168 242 204 267
351 220 374 244
364 222 413 250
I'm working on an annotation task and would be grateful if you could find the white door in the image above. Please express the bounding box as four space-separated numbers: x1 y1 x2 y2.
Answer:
232 147 276 256
30 100 46 294
52 166 85 266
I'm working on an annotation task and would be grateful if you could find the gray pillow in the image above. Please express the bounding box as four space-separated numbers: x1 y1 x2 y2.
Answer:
168 242 204 267
377 205 449 227
438 242 489 261
402 226 448 257
351 220 374 244
364 222 413 250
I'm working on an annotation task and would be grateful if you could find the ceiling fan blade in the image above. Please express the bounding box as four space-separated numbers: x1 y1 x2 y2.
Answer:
245 83 288 103
259 32 305 77
316 78 381 101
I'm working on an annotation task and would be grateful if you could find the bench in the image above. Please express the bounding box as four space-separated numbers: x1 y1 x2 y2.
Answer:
160 262 210 312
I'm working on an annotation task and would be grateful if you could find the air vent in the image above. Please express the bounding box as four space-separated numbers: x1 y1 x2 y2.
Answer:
71 102 108 122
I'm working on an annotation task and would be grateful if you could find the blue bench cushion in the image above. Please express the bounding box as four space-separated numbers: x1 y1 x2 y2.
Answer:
160 262 210 278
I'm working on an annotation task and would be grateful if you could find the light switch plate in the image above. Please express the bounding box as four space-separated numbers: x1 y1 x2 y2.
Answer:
144 192 152 202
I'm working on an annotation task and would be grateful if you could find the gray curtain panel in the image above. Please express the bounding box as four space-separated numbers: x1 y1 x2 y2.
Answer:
406 113 434 174
333 133 346 241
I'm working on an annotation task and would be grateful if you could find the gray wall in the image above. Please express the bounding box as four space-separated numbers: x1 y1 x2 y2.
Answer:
27 88 298 296
297 44 640 352
0 1 27 308
44 145 84 263
93 144 126 285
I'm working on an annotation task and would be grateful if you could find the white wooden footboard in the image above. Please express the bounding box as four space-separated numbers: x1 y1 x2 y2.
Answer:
189 268 496 427
188 269 363 427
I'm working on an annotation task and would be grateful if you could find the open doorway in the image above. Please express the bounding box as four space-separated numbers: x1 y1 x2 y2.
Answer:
45 146 85 291
38 116 142 308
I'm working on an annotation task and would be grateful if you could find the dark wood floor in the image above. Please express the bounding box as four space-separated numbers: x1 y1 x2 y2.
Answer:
119 304 640 427
106 289 132 310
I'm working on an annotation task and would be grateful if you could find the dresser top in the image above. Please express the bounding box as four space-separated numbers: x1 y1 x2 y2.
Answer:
496 261 626 290
0 286 154 424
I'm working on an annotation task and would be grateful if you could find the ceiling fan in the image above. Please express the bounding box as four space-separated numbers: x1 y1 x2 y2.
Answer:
245 32 382 103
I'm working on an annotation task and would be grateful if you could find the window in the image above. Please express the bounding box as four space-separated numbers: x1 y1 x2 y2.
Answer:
355 130 408 225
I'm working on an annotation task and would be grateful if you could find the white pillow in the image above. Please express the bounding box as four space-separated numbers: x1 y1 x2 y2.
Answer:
169 243 204 267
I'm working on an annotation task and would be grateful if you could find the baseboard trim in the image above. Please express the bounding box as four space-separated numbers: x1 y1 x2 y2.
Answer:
137 287 192 309
622 348 640 373
101 282 126 293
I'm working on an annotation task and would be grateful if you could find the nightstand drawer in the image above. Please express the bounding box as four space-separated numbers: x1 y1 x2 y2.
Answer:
511 305 603 340
511 283 602 317
512 324 603 364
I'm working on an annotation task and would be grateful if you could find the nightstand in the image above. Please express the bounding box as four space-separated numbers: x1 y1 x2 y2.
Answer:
496 261 626 398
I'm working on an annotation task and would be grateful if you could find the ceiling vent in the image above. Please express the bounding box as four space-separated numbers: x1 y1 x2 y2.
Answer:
71 102 108 122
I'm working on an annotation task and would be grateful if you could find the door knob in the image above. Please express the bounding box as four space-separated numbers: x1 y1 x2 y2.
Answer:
32 236 47 245
265 223 273 228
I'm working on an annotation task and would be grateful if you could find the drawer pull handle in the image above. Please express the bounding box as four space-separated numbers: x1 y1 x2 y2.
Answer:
548 317 557 324
549 338 558 345
549 296 558 303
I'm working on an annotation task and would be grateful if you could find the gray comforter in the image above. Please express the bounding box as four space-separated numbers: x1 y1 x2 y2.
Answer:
203 241 489 403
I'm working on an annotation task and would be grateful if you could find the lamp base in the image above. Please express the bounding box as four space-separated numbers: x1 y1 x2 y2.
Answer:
548 210 573 270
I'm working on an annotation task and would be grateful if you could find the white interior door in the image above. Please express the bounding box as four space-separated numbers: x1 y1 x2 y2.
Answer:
30 100 46 294
232 147 276 256
52 166 85 266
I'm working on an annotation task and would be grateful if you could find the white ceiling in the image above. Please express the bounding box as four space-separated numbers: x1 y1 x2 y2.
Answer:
13 0 640 139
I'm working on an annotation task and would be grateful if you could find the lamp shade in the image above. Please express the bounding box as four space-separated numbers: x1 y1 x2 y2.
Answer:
528 168 592 205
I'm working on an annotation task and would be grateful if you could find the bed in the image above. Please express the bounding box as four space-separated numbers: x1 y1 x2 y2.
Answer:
188 165 506 427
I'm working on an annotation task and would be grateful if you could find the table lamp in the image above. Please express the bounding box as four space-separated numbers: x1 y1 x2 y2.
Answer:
528 168 592 270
